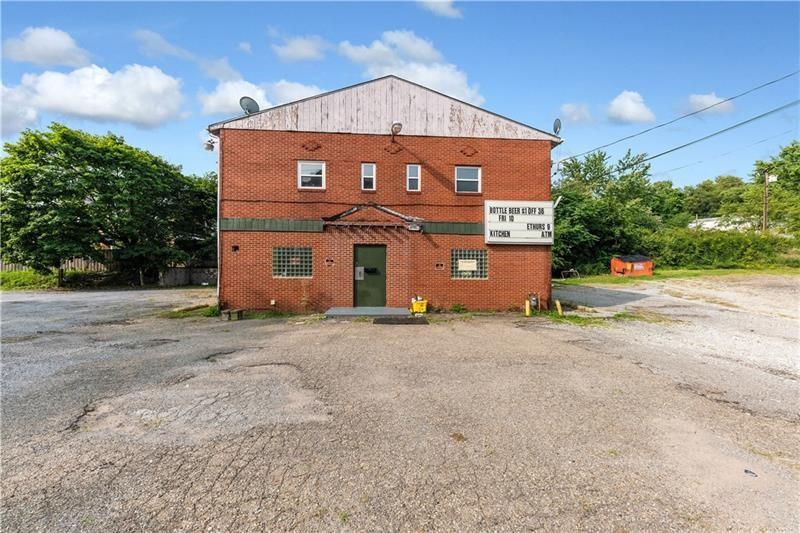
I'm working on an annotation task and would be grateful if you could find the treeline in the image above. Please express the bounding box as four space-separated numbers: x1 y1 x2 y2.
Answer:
553 141 799 274
1 123 216 285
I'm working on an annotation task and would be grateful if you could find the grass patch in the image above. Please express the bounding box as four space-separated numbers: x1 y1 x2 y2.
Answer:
546 312 609 327
160 304 220 319
555 266 800 286
244 310 295 319
542 309 669 327
0 270 57 290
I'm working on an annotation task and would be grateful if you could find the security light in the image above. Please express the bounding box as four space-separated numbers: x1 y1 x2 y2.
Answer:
203 139 216 151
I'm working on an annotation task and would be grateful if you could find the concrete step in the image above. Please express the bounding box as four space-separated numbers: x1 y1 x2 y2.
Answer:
325 306 410 318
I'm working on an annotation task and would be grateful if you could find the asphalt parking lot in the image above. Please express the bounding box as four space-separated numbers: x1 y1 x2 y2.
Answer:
2 276 798 531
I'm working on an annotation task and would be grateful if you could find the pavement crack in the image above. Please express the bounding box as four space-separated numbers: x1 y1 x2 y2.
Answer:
64 401 99 431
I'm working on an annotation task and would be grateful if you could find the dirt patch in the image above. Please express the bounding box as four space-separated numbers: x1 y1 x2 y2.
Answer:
70 365 329 444
654 417 799 531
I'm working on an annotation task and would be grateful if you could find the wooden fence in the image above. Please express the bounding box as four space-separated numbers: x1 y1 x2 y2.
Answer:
1 256 109 272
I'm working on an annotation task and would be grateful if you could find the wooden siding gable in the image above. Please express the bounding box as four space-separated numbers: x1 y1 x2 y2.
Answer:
209 76 561 142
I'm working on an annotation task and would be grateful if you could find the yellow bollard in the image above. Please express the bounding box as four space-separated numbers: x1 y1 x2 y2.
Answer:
555 299 563 316
524 299 531 317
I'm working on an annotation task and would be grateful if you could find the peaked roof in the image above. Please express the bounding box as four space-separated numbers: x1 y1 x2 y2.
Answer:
323 203 423 224
208 75 561 143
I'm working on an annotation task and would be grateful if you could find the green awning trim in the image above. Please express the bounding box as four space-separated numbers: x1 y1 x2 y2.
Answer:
422 222 484 235
220 218 323 232
221 218 482 235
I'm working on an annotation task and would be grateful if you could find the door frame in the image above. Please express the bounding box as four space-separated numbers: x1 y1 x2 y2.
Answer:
353 244 387 307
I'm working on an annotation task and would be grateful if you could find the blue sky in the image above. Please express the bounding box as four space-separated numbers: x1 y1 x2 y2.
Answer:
2 1 798 186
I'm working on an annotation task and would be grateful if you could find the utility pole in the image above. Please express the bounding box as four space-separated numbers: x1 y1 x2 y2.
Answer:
763 167 769 232
763 167 777 232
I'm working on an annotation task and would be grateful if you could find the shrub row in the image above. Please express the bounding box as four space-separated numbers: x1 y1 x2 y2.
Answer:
643 229 793 268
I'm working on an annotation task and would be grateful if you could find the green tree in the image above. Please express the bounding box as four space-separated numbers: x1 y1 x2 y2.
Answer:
647 180 689 227
1 123 218 285
172 172 218 267
1 125 100 283
683 175 746 218
553 150 659 273
719 141 800 234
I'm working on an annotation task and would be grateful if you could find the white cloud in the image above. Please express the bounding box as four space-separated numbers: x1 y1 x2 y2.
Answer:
272 35 328 62
2 64 184 134
134 29 323 119
560 103 592 124
418 0 462 18
2 83 39 135
381 30 442 63
607 90 655 123
133 29 192 59
196 57 240 81
199 80 271 115
134 29 240 80
3 26 90 67
268 80 323 105
339 30 483 105
686 92 734 114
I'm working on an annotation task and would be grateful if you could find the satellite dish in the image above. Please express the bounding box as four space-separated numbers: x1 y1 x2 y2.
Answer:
553 118 562 136
239 96 260 115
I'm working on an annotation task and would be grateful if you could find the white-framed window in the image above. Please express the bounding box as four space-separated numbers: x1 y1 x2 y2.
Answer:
455 166 481 193
361 163 376 190
297 161 325 189
406 164 421 192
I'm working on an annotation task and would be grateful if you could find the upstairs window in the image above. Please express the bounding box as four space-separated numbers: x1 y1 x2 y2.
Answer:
361 163 376 190
455 166 481 193
406 164 421 192
298 161 325 189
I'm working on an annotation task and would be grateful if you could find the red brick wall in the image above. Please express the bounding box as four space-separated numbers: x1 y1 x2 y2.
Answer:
218 129 553 312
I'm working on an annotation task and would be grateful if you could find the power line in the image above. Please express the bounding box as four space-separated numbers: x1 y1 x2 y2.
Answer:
556 100 799 183
556 70 799 165
651 129 794 177
642 100 798 162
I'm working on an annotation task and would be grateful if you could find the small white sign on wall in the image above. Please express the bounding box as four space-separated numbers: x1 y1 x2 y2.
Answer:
485 200 554 245
457 259 478 272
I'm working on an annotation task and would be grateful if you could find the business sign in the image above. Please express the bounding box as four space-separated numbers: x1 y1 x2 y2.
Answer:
485 200 554 245
457 259 478 272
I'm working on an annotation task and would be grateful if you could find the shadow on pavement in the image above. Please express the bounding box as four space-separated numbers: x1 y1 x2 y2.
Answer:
553 285 650 309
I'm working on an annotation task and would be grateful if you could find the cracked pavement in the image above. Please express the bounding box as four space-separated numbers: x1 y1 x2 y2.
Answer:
1 280 799 531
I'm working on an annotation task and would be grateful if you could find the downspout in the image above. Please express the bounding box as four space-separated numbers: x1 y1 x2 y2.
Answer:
213 129 222 308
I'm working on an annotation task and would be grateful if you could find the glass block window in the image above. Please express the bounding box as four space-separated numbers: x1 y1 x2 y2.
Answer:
361 163 376 190
455 166 481 193
297 161 325 189
451 249 488 279
273 247 313 278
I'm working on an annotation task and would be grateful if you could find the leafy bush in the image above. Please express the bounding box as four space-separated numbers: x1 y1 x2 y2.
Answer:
450 303 467 313
644 229 791 268
0 270 57 290
203 305 221 317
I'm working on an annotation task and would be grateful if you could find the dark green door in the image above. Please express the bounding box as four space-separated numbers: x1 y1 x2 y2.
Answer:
354 245 386 307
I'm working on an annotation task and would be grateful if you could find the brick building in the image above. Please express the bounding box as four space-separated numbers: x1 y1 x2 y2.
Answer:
208 76 561 312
